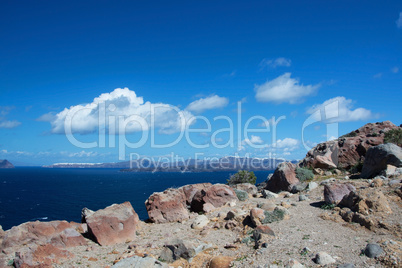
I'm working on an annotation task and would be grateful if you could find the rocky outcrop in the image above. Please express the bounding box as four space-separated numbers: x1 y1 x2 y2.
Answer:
361 143 402 178
339 188 392 215
145 188 189 223
324 183 356 204
0 159 14 168
14 244 74 268
181 183 212 205
300 121 400 170
191 184 238 213
265 162 299 193
85 202 140 246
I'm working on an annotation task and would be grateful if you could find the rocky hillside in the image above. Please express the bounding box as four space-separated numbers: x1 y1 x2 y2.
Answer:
0 121 401 268
0 159 14 169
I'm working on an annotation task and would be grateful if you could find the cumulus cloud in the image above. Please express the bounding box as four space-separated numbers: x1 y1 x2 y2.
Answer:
307 96 375 123
255 73 319 104
186 95 229 114
242 135 263 146
40 88 194 135
396 12 402 28
260 57 292 69
270 138 299 150
0 106 21 129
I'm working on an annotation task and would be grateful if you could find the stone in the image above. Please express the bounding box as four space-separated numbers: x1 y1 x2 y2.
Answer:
159 239 196 263
181 183 212 205
1 220 87 251
191 184 238 213
339 188 392 215
255 225 275 236
265 162 299 193
234 189 248 201
300 121 399 170
314 252 336 265
209 256 234 268
250 208 265 226
145 188 189 223
261 190 279 199
290 183 307 193
81 207 95 223
224 220 237 229
191 215 209 229
299 195 308 201
306 181 318 191
382 164 397 177
364 244 383 258
286 259 305 268
112 255 168 267
258 202 276 211
320 177 336 185
324 183 356 204
85 202 140 246
361 143 402 178
231 183 258 195
338 264 355 268
371 178 383 187
14 244 74 267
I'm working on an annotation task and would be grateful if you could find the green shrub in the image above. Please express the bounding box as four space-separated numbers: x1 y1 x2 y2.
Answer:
384 128 402 147
227 170 256 185
349 161 363 173
295 167 314 182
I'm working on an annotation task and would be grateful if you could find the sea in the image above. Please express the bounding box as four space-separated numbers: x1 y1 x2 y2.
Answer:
0 167 273 230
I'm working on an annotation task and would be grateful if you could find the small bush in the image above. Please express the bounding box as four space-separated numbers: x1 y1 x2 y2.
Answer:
227 170 256 185
384 128 402 147
340 131 357 138
295 167 314 182
349 161 363 173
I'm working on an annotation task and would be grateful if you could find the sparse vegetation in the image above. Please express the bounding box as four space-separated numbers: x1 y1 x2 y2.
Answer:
340 131 357 138
227 170 256 185
320 203 335 210
295 167 314 182
350 161 363 173
384 128 402 147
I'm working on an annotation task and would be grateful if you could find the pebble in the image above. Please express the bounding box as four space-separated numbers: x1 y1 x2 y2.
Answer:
299 195 307 201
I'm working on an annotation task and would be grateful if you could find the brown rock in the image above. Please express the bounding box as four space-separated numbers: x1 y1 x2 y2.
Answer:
300 121 400 170
255 225 275 236
324 183 356 204
181 183 212 205
340 188 392 215
191 184 238 213
209 256 234 268
265 162 299 193
250 208 265 226
86 202 140 246
145 188 189 223
14 244 73 268
371 178 383 187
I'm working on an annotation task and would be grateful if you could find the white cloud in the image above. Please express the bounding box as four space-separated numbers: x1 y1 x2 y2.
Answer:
186 95 229 114
255 73 319 104
391 67 399 73
271 138 299 150
0 120 21 129
307 96 375 123
40 88 194 135
242 135 263 145
260 57 292 68
396 12 402 28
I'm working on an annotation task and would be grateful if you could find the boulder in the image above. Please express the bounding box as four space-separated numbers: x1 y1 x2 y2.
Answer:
81 207 95 223
306 181 318 191
209 256 234 268
14 244 74 268
112 255 168 268
261 190 278 199
364 244 383 258
300 121 400 170
339 188 392 215
361 143 402 178
265 162 299 193
181 183 212 205
231 183 258 196
85 202 140 246
191 184 238 213
324 183 356 204
1 220 86 251
145 188 189 223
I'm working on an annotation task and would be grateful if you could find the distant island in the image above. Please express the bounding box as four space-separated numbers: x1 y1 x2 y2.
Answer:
43 157 297 172
0 159 14 168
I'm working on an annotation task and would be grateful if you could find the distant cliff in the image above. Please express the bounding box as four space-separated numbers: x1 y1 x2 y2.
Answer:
0 159 15 168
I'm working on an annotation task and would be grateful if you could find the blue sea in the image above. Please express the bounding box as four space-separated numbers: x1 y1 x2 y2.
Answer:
0 168 273 230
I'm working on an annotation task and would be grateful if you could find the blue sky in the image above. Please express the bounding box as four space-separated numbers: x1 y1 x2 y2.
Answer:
0 0 401 165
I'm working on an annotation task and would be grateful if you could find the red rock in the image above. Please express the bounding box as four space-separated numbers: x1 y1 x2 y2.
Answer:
265 162 299 193
250 208 265 226
209 256 234 268
190 184 238 213
181 183 212 205
301 121 400 170
255 225 275 236
324 183 356 204
14 244 73 268
85 202 140 246
1 221 86 251
145 188 189 223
